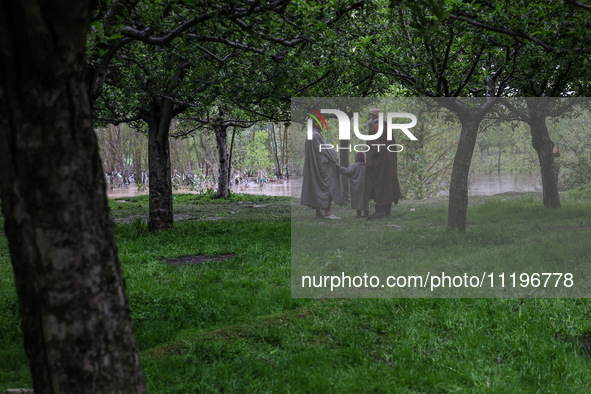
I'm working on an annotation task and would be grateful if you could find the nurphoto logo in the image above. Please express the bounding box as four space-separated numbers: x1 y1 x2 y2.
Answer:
306 108 418 153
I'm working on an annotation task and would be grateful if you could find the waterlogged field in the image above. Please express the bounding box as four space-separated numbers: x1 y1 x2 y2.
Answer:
1 187 591 392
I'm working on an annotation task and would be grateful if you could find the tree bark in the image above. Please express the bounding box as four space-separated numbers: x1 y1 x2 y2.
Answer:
0 2 145 392
214 124 230 198
146 110 174 231
141 59 188 231
228 127 236 185
133 136 144 187
497 126 502 175
283 125 290 177
270 123 282 178
279 124 286 177
447 113 482 232
528 114 561 209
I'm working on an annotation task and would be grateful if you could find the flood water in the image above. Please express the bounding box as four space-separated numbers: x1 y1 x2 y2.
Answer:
107 180 296 199
107 173 541 199
467 173 541 196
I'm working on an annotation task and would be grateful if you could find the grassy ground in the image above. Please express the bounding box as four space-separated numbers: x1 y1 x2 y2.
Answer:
291 189 591 298
1 186 591 392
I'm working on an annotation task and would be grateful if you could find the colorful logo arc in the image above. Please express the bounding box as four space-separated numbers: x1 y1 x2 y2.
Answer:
306 108 328 131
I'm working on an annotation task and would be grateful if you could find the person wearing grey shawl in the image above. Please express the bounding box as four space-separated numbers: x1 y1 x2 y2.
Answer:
300 122 343 219
337 151 369 217
364 107 402 220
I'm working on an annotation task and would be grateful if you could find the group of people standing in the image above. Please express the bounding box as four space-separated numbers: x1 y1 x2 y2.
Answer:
301 108 402 219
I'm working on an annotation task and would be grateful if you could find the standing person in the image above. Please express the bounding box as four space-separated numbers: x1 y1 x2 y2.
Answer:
301 122 343 219
337 152 369 217
364 108 402 219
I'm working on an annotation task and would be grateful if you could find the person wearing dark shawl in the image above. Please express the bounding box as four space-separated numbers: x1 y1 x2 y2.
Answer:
364 108 402 219
300 122 343 219
337 151 369 217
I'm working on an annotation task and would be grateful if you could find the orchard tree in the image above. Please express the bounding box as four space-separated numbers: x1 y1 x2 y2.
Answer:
181 0 378 198
181 103 258 198
447 0 591 208
351 0 591 228
94 0 367 226
351 2 519 231
0 1 145 392
87 0 294 104
95 40 212 231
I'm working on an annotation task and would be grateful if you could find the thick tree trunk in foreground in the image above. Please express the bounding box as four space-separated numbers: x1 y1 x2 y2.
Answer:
214 124 230 198
0 2 145 392
447 115 482 232
146 110 174 232
528 115 561 209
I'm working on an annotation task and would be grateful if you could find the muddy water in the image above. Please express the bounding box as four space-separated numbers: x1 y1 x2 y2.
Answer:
467 173 541 196
107 180 297 199
107 173 541 199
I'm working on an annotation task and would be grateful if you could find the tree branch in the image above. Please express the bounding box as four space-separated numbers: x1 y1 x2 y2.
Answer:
450 12 591 54
122 10 219 46
452 45 484 97
565 0 591 11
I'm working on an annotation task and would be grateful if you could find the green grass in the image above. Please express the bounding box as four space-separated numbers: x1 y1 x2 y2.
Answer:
291 191 591 298
1 190 591 392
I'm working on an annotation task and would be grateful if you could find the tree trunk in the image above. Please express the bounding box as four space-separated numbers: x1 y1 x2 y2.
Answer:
282 124 289 177
146 112 174 232
279 124 286 177
0 2 145 392
214 124 230 198
228 127 236 185
143 59 188 231
271 123 282 178
134 141 143 188
447 115 481 232
528 115 561 209
497 126 502 175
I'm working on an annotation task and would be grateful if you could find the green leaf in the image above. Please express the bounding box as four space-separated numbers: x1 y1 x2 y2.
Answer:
92 20 104 37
